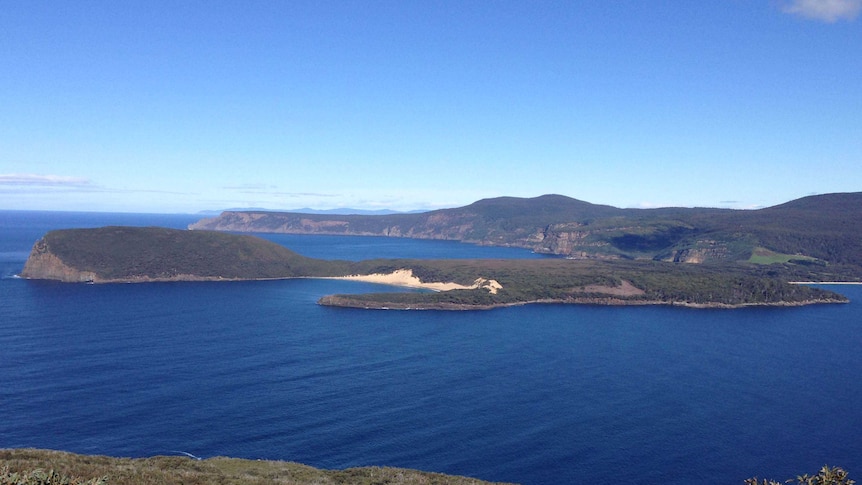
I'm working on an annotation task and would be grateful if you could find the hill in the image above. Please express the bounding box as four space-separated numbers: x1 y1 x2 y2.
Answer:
188 194 625 245
189 192 862 275
20 226 350 283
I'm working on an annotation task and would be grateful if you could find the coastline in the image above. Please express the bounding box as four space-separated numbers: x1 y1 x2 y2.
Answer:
318 295 848 311
22 271 848 310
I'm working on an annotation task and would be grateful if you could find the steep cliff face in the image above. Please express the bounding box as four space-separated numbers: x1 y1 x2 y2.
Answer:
532 223 616 256
671 247 727 263
21 238 97 282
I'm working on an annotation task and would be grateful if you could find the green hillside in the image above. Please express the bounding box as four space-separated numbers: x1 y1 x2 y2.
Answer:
189 192 862 276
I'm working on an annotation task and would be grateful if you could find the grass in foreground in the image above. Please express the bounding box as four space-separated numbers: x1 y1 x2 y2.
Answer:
2 450 853 484
0 449 514 485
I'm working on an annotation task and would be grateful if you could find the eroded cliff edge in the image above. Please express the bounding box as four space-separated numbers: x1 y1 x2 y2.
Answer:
22 238 98 283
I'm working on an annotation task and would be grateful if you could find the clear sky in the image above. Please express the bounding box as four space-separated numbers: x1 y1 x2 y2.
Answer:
1 1 860 214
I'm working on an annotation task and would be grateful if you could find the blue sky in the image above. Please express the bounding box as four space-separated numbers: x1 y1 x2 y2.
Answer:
1 1 860 213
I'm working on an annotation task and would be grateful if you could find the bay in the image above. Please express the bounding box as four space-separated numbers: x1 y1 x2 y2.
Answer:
1 211 860 484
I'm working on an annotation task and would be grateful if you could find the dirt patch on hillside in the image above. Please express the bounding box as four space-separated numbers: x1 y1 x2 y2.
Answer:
579 280 645 297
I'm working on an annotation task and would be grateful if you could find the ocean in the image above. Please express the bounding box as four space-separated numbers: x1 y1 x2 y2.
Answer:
1 211 860 484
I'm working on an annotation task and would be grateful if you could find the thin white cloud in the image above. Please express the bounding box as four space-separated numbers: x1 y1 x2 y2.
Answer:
0 173 194 197
0 173 92 187
782 0 862 22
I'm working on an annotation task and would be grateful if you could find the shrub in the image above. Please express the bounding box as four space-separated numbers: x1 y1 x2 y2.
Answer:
746 465 854 485
1 465 108 485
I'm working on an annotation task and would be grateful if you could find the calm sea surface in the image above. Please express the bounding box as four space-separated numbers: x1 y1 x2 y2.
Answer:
1 211 861 484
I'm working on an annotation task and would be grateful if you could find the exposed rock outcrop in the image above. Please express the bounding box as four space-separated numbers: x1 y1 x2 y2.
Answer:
20 239 97 282
670 240 732 263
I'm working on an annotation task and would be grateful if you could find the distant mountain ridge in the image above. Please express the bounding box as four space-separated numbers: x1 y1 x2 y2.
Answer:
198 207 427 216
190 192 862 276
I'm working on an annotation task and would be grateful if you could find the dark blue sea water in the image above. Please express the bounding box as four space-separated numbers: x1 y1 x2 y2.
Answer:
1 211 861 484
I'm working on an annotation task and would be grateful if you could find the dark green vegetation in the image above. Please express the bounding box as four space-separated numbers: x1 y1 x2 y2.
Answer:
323 258 846 309
21 226 847 308
190 192 862 278
188 192 862 307
746 465 854 485
21 226 352 282
23 191 862 306
1 449 512 485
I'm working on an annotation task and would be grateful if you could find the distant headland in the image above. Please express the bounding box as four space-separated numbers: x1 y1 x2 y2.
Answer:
189 192 862 270
21 191 862 310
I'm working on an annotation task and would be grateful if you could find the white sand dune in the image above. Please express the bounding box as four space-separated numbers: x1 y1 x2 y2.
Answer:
329 268 502 294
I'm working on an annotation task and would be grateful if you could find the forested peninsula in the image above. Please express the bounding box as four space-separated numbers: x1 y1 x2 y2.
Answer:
21 212 852 309
190 192 862 270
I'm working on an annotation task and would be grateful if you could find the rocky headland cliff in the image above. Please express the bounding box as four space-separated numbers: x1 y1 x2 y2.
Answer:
19 226 346 283
21 238 99 283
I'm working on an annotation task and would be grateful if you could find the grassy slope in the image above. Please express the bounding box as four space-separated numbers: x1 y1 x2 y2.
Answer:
0 449 514 485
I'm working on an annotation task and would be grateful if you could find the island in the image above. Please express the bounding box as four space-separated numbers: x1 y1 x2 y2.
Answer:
20 225 849 309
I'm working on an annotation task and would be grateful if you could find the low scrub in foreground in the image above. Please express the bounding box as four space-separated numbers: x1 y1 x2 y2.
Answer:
746 465 854 485
0 449 512 485
2 450 852 485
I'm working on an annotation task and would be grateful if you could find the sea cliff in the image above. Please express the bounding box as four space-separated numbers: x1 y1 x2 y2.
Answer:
21 238 98 283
